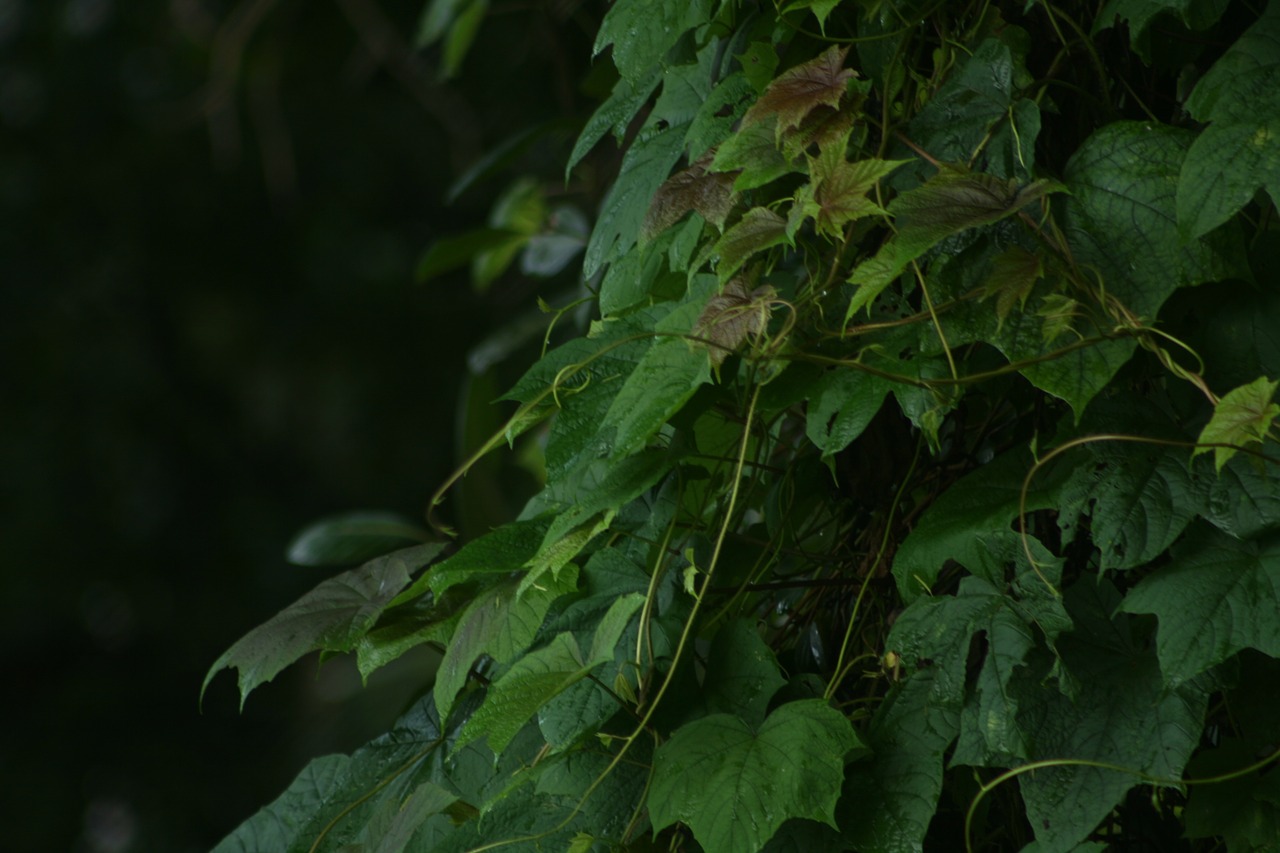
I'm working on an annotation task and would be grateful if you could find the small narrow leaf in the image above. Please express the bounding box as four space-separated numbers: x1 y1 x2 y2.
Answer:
1195 377 1280 471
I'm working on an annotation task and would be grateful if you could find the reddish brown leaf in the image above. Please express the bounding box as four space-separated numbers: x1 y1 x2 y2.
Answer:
742 45 857 134
642 157 740 241
693 278 776 367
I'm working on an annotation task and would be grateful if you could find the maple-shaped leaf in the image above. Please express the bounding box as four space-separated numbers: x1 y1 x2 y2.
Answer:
1036 293 1083 344
1195 377 1280 471
801 151 906 237
642 156 740 241
742 44 856 134
693 278 775 367
707 206 788 283
981 246 1044 326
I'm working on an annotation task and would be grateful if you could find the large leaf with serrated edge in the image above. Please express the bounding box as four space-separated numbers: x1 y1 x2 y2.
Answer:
593 0 713 83
842 670 959 853
649 699 866 853
1015 580 1208 852
1062 122 1248 320
1120 524 1280 685
203 542 446 709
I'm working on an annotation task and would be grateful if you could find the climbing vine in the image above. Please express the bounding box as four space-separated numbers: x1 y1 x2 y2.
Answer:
207 1 1280 850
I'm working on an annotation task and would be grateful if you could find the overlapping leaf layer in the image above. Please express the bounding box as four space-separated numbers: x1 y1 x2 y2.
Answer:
210 1 1280 850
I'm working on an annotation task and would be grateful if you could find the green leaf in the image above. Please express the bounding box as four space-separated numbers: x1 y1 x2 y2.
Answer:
892 448 1068 602
712 120 799 192
736 42 779 93
842 670 960 853
433 566 580 721
567 69 662 177
203 543 447 709
392 518 550 606
1056 438 1199 571
598 285 714 458
456 594 643 755
1062 121 1248 320
439 0 487 78
801 155 905 238
357 781 460 853
1195 377 1280 471
702 620 785 726
1119 525 1280 685
649 700 866 853
706 207 789 283
1015 580 1208 852
415 228 523 283
355 603 460 682
285 511 430 567
1095 0 1230 55
1184 2 1279 120
1184 738 1280 851
593 0 714 83
804 368 891 458
211 754 353 853
1192 444 1280 539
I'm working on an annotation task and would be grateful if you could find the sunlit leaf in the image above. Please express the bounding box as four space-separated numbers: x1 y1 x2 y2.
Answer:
1195 377 1280 471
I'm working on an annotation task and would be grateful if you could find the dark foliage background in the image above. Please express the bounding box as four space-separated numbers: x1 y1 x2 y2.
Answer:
0 1 590 849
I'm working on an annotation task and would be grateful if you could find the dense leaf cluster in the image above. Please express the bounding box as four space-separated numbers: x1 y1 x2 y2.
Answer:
208 0 1280 850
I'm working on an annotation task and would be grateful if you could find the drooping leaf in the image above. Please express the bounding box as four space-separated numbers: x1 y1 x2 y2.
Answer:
981 246 1043 325
649 699 867 853
692 278 775 367
701 619 785 725
286 511 431 567
1119 525 1280 685
842 670 959 853
433 565 579 721
742 45 857 135
1194 377 1280 471
203 543 447 709
706 207 789 283
1015 580 1208 852
643 157 738 240
804 368 891 458
593 0 714 83
456 594 644 755
567 69 662 177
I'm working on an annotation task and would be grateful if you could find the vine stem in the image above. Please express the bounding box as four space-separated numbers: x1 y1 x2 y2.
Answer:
963 744 1280 853
462 383 764 853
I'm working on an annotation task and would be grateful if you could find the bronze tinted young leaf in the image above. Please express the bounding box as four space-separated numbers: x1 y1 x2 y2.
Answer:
693 278 775 367
742 44 856 134
1195 377 1280 470
642 157 739 241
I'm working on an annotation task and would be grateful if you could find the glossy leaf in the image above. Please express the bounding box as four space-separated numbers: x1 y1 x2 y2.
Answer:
593 0 713 82
649 700 866 853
